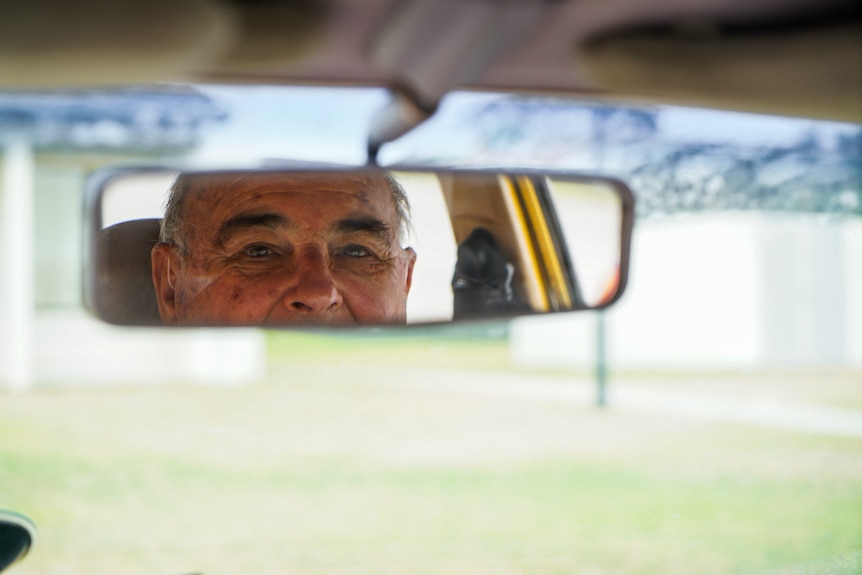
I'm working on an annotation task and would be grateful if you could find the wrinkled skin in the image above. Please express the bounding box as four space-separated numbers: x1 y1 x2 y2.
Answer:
151 172 416 326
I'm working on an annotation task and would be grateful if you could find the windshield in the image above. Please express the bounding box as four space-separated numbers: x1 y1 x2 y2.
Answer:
1 86 860 574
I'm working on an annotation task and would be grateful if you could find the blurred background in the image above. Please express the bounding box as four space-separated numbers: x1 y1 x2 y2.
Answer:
1 87 860 574
2 86 860 384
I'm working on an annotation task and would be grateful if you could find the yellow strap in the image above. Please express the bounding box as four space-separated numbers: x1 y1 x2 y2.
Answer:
515 176 573 311
499 175 549 312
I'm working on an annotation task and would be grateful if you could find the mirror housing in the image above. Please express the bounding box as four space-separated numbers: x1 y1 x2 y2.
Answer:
84 167 634 327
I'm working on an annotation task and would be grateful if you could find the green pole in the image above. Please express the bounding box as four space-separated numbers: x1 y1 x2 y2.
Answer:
596 311 607 407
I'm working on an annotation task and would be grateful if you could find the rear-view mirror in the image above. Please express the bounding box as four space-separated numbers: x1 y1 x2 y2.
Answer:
84 168 633 327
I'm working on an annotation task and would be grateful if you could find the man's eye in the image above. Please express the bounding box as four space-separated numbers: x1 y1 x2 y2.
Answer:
342 245 370 258
244 245 274 258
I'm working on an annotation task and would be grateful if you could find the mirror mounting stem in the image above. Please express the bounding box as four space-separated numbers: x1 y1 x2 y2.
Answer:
367 0 556 162
367 85 435 166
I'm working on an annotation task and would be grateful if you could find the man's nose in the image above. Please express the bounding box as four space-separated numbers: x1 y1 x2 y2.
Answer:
282 249 342 314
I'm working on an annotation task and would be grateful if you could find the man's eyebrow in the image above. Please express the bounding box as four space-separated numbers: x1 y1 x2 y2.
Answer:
334 216 393 242
216 213 291 246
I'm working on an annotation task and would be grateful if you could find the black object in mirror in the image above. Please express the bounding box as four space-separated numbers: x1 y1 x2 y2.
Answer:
85 168 633 327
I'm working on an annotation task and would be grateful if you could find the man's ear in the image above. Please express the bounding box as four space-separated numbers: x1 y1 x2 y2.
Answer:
402 247 417 296
151 243 179 325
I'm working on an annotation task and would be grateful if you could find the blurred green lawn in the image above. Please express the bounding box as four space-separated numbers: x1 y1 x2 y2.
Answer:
2 335 861 574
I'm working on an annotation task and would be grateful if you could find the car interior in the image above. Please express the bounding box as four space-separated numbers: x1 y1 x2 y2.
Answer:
0 0 859 572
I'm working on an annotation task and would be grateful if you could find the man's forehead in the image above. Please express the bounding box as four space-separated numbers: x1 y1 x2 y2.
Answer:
185 171 396 219
194 171 388 197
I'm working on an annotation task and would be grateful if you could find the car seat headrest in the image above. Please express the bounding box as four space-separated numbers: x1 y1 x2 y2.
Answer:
92 218 163 326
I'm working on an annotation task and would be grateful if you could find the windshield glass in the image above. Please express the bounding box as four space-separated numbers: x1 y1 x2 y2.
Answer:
1 85 860 574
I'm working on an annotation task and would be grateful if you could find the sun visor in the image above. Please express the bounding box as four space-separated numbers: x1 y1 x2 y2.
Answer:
208 0 327 75
579 20 862 123
0 0 326 88
0 0 237 87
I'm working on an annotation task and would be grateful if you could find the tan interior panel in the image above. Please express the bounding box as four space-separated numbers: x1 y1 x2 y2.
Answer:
439 172 547 312
579 23 862 123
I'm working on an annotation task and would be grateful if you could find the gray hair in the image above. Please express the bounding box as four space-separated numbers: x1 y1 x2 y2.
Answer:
159 171 412 258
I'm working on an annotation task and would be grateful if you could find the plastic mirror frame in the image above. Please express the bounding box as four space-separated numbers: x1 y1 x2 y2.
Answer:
82 164 635 326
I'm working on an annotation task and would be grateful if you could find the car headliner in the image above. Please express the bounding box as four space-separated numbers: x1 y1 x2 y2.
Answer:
1 0 859 122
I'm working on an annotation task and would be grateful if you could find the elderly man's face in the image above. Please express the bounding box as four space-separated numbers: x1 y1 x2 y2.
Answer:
151 172 416 326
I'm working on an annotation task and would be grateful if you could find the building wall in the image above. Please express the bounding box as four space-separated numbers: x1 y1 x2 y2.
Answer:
844 218 862 367
511 213 862 371
34 165 86 307
755 215 847 367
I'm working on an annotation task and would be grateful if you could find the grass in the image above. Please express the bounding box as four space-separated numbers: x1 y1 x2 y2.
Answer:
267 331 862 410
2 362 861 575
266 330 518 372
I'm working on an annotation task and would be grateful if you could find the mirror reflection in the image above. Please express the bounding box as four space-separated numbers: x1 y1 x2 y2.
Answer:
88 168 632 327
